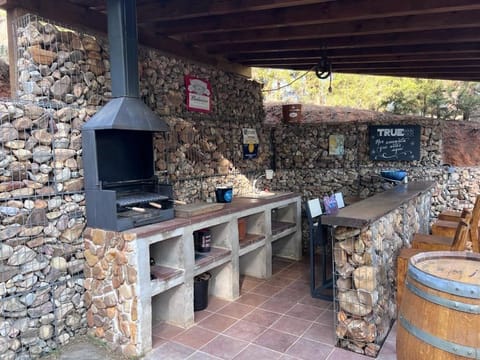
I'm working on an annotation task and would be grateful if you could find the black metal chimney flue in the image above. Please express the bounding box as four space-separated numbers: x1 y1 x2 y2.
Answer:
107 0 139 98
82 0 168 131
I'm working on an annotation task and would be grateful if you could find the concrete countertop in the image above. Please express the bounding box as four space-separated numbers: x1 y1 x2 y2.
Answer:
321 181 435 228
128 192 301 238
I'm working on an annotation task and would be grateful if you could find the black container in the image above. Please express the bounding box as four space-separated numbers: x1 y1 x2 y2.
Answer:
194 272 211 311
194 228 211 253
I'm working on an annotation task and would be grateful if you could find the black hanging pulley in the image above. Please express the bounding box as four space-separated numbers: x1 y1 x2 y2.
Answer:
315 57 331 79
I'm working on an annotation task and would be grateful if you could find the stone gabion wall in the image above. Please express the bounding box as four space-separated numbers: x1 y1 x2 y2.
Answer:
14 15 268 201
0 100 87 359
333 190 431 357
268 118 443 197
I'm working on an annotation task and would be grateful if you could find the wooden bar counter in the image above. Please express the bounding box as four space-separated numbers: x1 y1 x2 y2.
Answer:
320 181 435 357
321 181 435 229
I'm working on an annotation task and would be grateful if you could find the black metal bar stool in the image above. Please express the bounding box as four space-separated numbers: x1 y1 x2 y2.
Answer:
306 198 333 300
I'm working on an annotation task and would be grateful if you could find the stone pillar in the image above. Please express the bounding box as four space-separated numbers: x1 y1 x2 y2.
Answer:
83 228 140 357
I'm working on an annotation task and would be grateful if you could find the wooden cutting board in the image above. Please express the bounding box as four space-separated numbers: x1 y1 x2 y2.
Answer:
175 202 225 218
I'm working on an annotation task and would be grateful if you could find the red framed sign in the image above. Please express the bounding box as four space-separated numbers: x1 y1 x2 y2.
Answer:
185 75 212 113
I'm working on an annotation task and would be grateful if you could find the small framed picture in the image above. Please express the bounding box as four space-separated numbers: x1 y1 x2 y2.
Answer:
185 75 212 113
329 134 344 156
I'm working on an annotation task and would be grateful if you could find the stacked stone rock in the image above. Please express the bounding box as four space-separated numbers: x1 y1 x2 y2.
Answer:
0 100 87 358
16 19 110 107
332 191 431 357
83 228 138 357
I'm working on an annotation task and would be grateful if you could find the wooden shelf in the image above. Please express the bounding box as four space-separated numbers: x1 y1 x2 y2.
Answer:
150 265 184 296
239 234 266 256
194 247 232 276
239 233 265 248
271 220 295 235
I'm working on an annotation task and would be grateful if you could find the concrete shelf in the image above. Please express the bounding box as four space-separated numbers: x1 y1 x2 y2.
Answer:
239 234 266 256
194 247 232 276
150 266 184 296
130 193 302 355
271 221 296 238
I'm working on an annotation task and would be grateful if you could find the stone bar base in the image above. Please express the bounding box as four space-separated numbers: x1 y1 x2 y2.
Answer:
324 183 432 357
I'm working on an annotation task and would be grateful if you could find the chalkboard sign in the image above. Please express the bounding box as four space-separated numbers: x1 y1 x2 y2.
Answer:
369 125 420 161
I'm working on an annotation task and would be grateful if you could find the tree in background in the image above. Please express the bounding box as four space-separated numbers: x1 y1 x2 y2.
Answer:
451 82 480 120
252 68 480 121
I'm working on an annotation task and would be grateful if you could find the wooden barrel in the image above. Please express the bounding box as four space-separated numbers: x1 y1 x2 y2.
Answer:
397 251 480 359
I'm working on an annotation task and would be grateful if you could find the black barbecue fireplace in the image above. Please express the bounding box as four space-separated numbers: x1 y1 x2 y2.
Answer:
82 0 173 231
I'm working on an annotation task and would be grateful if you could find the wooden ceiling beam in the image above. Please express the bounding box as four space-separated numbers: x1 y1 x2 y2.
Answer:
334 70 480 81
229 43 480 62
243 53 480 66
185 10 480 45
137 0 331 22
331 61 480 71
337 68 480 75
253 67 480 80
1 0 479 82
208 27 480 54
259 65 480 80
150 0 480 35
252 61 480 71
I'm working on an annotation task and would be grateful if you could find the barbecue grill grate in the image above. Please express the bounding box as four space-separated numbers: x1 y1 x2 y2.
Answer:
116 192 169 207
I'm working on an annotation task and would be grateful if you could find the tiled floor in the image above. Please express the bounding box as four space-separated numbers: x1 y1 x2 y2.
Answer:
146 258 397 360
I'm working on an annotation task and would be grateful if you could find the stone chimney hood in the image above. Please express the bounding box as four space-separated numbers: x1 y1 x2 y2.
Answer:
82 0 169 132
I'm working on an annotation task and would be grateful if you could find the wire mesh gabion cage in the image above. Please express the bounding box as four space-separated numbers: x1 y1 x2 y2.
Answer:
0 96 88 358
14 14 111 107
331 219 399 358
0 13 121 357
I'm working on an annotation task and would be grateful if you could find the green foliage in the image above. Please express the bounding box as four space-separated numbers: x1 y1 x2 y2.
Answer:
252 67 480 120
452 82 480 120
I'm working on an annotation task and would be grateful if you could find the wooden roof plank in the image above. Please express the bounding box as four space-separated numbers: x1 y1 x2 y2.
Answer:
150 0 480 35
137 0 332 22
185 10 480 45
229 43 480 62
245 57 480 69
209 27 480 54
242 53 480 65
1 0 480 81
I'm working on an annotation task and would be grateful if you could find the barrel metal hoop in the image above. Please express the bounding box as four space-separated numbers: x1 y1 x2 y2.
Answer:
406 280 480 314
399 314 480 359
408 263 480 299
